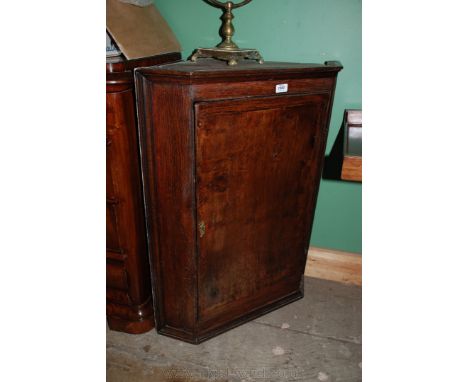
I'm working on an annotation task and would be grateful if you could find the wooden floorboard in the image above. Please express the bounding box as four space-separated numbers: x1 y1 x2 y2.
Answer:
305 247 362 286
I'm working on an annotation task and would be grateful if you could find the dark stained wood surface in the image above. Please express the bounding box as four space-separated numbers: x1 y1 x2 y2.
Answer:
106 52 181 73
138 82 198 339
137 58 343 83
138 58 342 74
135 59 342 343
106 53 181 334
195 95 329 329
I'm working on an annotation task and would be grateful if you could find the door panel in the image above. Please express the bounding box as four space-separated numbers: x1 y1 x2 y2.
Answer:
195 94 329 324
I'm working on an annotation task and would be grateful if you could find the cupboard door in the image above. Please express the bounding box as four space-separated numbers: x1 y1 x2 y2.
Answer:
195 94 330 330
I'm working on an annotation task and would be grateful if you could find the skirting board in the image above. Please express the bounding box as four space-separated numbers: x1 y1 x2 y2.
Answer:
305 247 362 286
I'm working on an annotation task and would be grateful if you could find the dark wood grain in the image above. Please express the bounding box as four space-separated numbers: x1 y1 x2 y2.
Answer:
106 53 181 334
137 59 342 84
106 52 182 73
195 94 329 330
135 59 342 343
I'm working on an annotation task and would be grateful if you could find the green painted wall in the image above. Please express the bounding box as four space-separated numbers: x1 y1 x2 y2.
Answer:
153 0 362 253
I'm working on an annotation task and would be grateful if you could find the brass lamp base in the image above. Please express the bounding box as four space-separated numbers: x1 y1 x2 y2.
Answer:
190 47 264 66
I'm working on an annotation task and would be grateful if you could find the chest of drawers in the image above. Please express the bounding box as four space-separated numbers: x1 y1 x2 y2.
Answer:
106 53 180 333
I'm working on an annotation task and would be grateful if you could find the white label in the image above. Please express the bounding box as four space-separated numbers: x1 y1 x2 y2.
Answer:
275 83 288 93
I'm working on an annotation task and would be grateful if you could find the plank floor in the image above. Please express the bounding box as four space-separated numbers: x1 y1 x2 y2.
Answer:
107 277 362 382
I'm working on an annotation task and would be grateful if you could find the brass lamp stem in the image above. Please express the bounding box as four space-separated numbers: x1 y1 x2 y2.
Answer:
217 2 238 50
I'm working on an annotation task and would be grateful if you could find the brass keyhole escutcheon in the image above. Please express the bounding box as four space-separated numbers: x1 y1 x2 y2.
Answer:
199 221 206 238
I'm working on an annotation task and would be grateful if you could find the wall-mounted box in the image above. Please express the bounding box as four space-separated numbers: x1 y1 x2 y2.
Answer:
341 109 362 182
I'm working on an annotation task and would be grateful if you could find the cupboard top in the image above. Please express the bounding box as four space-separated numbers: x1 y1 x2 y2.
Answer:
136 59 342 83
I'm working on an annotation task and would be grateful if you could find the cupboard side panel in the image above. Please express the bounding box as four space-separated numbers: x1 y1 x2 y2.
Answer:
298 76 339 276
136 78 197 336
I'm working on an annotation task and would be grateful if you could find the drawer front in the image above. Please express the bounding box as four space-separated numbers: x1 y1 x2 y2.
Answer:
106 202 121 254
194 94 330 325
106 262 129 291
106 85 149 303
106 287 132 305
106 87 147 258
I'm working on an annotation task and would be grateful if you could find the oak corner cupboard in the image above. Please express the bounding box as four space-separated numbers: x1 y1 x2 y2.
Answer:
106 52 181 334
135 59 343 343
